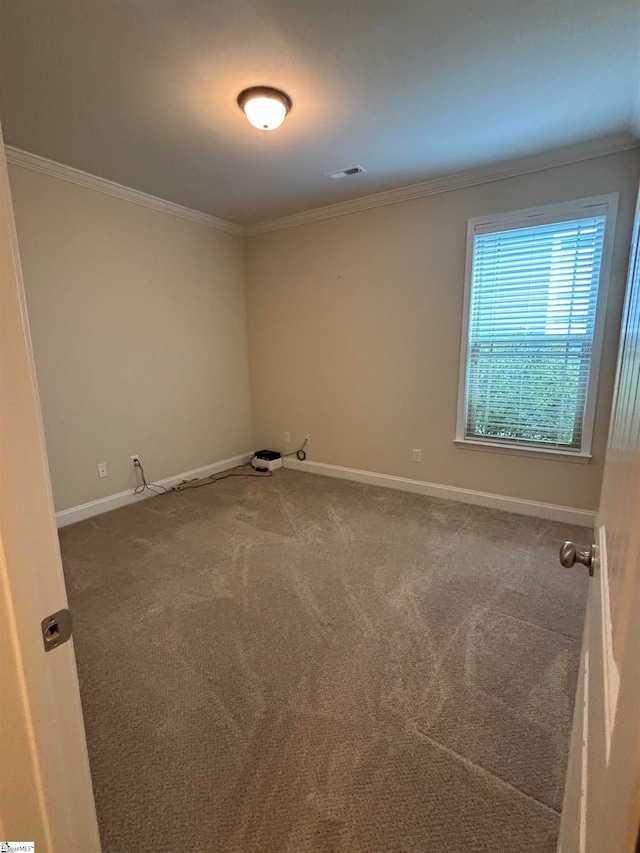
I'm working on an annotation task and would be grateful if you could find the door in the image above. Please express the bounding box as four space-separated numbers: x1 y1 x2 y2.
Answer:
558 184 640 853
0 124 101 849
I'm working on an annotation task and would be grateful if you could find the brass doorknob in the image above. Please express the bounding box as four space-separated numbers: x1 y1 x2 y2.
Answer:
560 541 595 576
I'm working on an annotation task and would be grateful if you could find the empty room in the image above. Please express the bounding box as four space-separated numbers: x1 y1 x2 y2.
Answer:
2 2 640 852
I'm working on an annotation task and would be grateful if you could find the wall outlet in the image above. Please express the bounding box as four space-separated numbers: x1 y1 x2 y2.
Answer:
304 433 311 445
97 462 108 478
283 431 291 444
412 449 422 463
131 455 140 465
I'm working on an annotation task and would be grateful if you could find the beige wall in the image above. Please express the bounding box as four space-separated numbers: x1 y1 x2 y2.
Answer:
9 148 639 515
9 164 252 511
246 149 640 512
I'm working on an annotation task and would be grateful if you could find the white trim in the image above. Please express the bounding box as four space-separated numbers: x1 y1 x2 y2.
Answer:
244 135 637 236
55 452 253 527
454 438 592 464
597 524 620 763
4 146 244 236
455 193 619 459
6 136 637 239
283 457 596 525
579 648 589 853
606 185 640 443
473 201 610 234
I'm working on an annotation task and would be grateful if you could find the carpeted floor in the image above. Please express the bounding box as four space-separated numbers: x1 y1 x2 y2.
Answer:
60 468 590 853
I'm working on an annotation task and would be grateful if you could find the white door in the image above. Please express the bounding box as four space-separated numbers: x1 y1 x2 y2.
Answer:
558 185 640 853
0 125 101 849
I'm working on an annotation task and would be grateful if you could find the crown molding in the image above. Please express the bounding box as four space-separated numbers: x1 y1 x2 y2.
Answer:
6 134 639 240
4 146 244 236
244 133 640 236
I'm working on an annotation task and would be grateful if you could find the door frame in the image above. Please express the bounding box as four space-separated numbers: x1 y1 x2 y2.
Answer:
0 127 101 849
558 183 640 852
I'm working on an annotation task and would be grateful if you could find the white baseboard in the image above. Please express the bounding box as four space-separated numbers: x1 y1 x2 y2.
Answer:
283 457 596 526
55 452 254 528
56 451 596 529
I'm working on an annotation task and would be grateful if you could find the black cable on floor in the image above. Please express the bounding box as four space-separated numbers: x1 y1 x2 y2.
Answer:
171 465 273 492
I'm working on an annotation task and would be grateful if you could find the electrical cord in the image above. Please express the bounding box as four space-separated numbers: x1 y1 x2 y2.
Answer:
248 437 308 470
282 437 308 461
134 441 304 498
172 465 272 491
133 458 169 496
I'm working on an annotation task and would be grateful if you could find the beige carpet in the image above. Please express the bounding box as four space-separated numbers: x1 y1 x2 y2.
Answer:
60 468 590 852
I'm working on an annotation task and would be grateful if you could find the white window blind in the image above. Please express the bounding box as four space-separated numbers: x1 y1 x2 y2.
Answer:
462 211 607 452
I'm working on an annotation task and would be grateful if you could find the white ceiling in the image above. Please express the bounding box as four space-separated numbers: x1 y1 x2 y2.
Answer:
1 0 639 226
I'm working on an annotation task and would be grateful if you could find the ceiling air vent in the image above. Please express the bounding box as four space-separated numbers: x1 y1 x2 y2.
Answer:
326 164 368 180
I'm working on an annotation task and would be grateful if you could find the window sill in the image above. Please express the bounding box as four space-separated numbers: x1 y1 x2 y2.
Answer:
453 439 592 464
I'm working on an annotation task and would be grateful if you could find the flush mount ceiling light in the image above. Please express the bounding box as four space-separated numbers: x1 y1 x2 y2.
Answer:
237 86 292 131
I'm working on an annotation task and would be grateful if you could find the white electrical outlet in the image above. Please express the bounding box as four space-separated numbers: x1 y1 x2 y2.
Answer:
131 455 140 465
304 433 311 445
412 449 422 463
284 431 291 444
97 462 108 478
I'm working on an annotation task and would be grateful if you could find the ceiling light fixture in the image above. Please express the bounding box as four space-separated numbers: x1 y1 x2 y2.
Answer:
237 86 292 131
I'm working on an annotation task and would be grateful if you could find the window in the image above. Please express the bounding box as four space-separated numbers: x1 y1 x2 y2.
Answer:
456 195 618 460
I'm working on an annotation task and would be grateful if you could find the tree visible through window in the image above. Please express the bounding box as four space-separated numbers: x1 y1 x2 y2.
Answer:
459 203 612 454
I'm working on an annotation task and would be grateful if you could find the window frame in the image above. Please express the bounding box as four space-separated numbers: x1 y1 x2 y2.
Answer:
455 194 619 462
